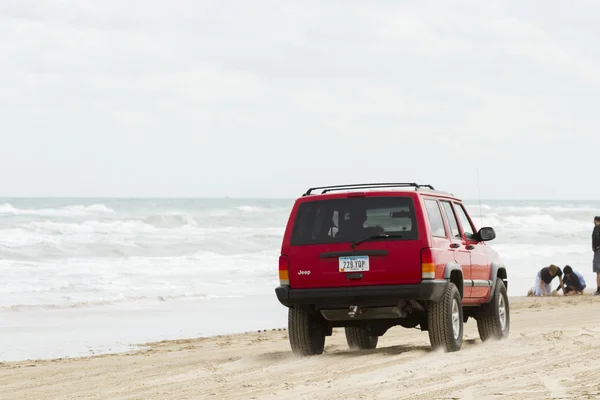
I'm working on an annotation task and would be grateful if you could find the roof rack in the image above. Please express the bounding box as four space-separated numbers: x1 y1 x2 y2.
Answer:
303 183 436 196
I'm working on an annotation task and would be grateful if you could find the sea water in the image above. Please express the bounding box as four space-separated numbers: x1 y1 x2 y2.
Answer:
0 198 598 360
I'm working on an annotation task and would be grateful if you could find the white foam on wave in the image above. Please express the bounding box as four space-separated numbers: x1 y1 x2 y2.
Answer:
143 213 197 228
208 209 230 217
0 246 277 312
0 203 116 217
492 243 589 260
0 293 246 312
24 219 156 233
212 204 290 216
0 221 284 251
0 221 155 249
68 204 116 214
481 213 589 233
236 205 269 213
477 204 600 215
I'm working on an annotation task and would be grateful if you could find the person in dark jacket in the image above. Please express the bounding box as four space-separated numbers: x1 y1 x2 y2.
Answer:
592 216 600 295
527 264 565 296
556 265 586 295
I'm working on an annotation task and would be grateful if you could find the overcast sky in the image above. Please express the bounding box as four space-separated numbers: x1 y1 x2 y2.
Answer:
1 1 600 199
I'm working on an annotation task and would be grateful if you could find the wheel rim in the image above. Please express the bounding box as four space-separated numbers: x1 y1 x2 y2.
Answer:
498 294 507 331
451 298 460 340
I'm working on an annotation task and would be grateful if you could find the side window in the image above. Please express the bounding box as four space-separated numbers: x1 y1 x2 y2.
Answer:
424 199 447 238
454 203 475 239
440 201 461 239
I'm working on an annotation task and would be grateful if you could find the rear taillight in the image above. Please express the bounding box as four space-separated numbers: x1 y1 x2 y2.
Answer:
279 255 289 286
421 248 435 279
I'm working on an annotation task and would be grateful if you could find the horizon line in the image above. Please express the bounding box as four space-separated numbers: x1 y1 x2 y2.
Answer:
0 196 599 201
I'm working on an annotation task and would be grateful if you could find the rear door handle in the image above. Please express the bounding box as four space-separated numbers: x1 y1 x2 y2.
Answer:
450 243 460 248
466 245 475 250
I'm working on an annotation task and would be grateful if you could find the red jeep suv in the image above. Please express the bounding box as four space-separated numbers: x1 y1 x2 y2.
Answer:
275 183 509 355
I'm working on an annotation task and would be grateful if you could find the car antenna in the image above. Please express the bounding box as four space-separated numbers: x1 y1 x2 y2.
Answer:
477 168 483 228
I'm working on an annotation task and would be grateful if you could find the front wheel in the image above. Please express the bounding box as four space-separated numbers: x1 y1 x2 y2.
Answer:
427 282 463 352
477 280 510 341
288 305 326 356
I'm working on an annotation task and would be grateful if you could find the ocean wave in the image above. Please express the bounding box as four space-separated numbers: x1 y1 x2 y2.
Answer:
4 220 158 239
1 221 282 240
236 205 272 213
0 226 283 260
0 293 247 312
481 213 589 231
208 204 290 217
491 243 589 260
0 203 116 217
143 213 197 228
0 199 290 312
483 213 557 226
208 209 230 217
3 198 596 310
476 204 599 214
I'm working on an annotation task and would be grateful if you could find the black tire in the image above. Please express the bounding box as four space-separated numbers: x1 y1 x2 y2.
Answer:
288 305 326 356
345 327 378 350
477 279 510 342
427 282 463 352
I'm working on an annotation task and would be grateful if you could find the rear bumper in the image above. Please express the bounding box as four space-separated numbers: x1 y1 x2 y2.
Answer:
274 280 448 308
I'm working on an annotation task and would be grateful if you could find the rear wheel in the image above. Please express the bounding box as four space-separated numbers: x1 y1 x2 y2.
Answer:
288 305 326 356
345 327 378 350
427 282 463 352
477 279 510 341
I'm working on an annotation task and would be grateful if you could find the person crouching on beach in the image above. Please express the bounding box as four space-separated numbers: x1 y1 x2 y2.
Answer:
556 265 586 295
527 264 565 296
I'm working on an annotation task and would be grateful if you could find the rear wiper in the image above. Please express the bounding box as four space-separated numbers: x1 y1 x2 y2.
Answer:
351 233 395 249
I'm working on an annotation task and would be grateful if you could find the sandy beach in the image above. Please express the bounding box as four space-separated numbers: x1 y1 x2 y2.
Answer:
2 296 600 399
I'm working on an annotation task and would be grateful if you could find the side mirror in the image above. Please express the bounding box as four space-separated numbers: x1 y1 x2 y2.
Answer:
477 227 496 242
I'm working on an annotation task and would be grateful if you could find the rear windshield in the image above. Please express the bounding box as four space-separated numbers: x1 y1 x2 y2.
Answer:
290 196 418 246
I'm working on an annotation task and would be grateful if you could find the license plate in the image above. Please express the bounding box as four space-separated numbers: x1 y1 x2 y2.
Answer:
339 255 369 272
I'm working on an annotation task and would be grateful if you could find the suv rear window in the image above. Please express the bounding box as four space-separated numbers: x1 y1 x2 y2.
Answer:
290 196 418 246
